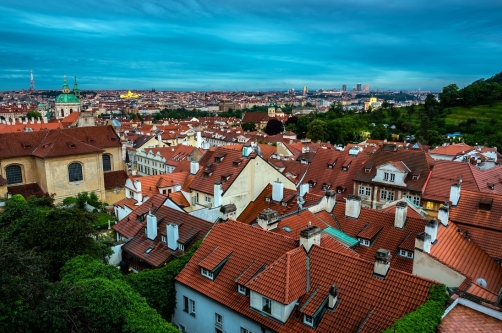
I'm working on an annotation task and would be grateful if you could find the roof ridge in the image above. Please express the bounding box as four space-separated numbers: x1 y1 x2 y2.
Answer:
30 128 53 156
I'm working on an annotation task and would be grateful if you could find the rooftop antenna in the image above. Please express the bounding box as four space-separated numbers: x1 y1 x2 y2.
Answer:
29 70 36 91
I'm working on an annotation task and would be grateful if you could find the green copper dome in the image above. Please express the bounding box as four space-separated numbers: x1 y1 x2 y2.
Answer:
55 93 80 103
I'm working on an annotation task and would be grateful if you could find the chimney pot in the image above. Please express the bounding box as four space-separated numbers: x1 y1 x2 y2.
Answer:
299 226 321 252
425 220 438 244
220 203 237 221
374 249 391 278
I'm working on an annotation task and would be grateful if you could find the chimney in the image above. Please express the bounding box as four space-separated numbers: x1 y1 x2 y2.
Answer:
190 160 199 175
272 179 284 202
345 195 361 218
299 183 309 198
196 131 202 149
174 183 181 192
328 284 339 309
220 203 237 221
166 223 179 251
256 209 279 231
425 220 438 244
325 190 336 212
213 182 223 208
450 183 461 206
242 145 251 157
300 226 321 253
394 201 408 228
415 232 431 253
146 212 158 240
438 203 449 226
133 179 143 202
36 117 41 124
30 117 34 124
374 249 391 278
42 116 47 123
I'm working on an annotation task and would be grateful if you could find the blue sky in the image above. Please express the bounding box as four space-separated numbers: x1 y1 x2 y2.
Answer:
1 0 501 91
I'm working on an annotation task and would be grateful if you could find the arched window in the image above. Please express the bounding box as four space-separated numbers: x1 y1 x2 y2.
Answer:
68 163 83 182
70 108 73 114
102 154 112 172
5 165 22 185
61 109 64 117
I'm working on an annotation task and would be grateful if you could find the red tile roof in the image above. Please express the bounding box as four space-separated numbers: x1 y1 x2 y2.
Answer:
104 170 128 189
438 304 502 332
176 220 437 333
8 182 47 199
429 143 474 157
199 247 233 271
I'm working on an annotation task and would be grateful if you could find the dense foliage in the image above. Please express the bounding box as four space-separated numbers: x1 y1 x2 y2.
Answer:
381 284 449 333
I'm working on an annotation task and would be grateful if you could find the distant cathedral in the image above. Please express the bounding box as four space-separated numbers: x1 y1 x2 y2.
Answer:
54 76 81 119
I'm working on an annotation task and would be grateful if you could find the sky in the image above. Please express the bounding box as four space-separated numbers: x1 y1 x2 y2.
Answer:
1 0 501 91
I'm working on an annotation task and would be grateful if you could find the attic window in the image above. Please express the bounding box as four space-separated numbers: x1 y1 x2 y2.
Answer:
412 175 420 180
201 268 214 280
238 284 247 295
479 198 493 211
308 180 317 188
399 249 414 259
281 201 287 207
359 238 371 247
365 167 371 173
322 183 331 191
145 246 154 254
304 315 314 327
265 197 271 202
301 158 308 164
68 143 76 148
203 170 213 178
336 186 346 194
21 142 31 149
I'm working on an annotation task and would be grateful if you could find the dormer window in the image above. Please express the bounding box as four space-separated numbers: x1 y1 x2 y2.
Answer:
365 167 371 173
232 160 242 167
308 180 317 188
304 314 314 327
412 175 419 180
322 183 331 191
203 170 213 178
201 268 214 280
399 249 414 259
178 243 185 251
265 197 271 202
281 201 287 207
301 158 308 164
359 238 371 247
390 174 395 182
238 284 247 295
384 172 389 181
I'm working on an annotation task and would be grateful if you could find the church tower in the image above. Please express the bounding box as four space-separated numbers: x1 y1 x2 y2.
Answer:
268 102 276 117
54 75 81 119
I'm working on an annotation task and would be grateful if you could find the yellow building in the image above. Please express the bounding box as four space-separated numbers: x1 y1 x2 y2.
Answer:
0 126 125 203
120 91 141 99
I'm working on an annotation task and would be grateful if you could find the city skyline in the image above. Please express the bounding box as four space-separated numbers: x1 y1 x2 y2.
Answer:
0 0 501 91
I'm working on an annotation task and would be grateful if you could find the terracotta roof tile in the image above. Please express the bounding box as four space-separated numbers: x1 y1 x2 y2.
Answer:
8 182 47 199
438 304 502 333
199 247 233 271
104 170 128 189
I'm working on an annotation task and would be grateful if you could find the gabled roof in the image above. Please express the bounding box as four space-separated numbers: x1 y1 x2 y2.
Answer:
104 170 128 189
429 143 474 157
438 304 502 332
353 148 434 192
242 112 270 123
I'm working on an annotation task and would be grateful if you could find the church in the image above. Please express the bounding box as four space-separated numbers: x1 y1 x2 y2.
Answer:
54 76 81 119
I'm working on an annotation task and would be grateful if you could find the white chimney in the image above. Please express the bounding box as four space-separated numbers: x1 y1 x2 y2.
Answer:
36 117 41 124
450 183 461 206
146 212 158 240
167 223 179 251
345 195 361 218
257 209 279 231
220 203 237 221
438 204 449 226
374 249 391 278
157 134 162 142
415 232 431 253
190 161 199 175
394 201 408 228
174 183 181 192
30 117 35 124
299 183 309 198
42 116 47 123
134 179 143 202
325 190 336 212
328 285 339 309
272 179 284 202
425 220 438 244
196 131 202 149
213 182 223 208
300 226 321 253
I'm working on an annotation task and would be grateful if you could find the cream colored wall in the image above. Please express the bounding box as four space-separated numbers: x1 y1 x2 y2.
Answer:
34 158 48 193
0 156 38 185
223 155 296 216
43 153 106 202
102 147 124 171
105 186 126 206
413 250 466 287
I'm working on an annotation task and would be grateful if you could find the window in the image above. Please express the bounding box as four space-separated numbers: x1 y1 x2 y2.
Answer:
189 299 196 316
406 195 421 206
381 190 387 200
390 173 395 182
161 235 166 243
215 313 223 327
262 297 272 314
358 185 365 195
399 249 414 259
183 296 189 312
241 328 251 333
358 186 371 197
205 196 212 203
238 285 247 295
384 172 389 181
381 190 394 201
359 238 370 247
179 324 186 333
5 165 22 185
102 154 112 172
178 243 185 251
388 191 394 201
304 314 314 327
201 268 214 280
365 187 371 196
68 163 83 182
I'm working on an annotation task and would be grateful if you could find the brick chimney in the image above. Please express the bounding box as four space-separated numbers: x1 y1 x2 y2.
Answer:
394 201 408 229
415 232 431 253
450 183 461 206
345 195 361 218
166 223 179 251
272 179 284 202
257 209 279 231
425 220 438 244
374 249 391 278
438 203 449 226
220 203 237 221
146 211 157 240
300 226 321 253
328 284 339 309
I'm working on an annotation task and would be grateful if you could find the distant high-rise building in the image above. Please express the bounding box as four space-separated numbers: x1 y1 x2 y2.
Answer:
29 70 36 91
303 86 308 96
357 83 362 91
342 84 347 92
363 84 370 93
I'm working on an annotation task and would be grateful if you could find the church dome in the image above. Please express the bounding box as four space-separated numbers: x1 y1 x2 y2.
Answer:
55 76 80 104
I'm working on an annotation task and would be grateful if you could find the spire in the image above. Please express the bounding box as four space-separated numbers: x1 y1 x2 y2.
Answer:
62 75 71 94
73 76 80 97
29 70 36 91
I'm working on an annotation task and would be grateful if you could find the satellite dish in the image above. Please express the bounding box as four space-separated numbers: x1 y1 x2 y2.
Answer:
476 278 487 288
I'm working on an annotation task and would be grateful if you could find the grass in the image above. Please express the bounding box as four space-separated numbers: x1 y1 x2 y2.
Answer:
95 212 112 230
444 101 502 126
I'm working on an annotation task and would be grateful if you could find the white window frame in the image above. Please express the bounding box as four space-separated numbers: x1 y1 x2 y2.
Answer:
205 196 212 203
399 249 414 258
189 299 196 316
201 268 214 280
359 238 370 247
384 172 389 181
381 190 387 200
390 173 395 182
365 187 371 196
304 314 314 327
262 297 272 314
178 243 184 251
161 235 166 243
387 191 394 201
215 313 223 327
238 284 247 295
358 185 365 195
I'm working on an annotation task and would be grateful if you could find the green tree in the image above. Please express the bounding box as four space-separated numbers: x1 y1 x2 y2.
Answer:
370 124 389 140
439 84 459 107
307 119 328 142
264 118 284 135
26 110 42 119
241 122 256 132
60 255 122 284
